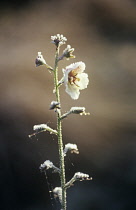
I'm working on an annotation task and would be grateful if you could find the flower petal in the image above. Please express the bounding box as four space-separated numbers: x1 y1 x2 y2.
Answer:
65 83 80 100
65 61 85 73
76 73 89 90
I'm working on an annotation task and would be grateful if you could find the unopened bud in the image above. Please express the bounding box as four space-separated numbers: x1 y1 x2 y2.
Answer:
64 143 79 156
32 124 58 135
63 45 75 60
65 172 92 189
51 34 67 47
35 52 46 67
39 160 60 173
70 107 85 114
74 172 92 181
33 124 48 132
49 101 61 110
39 160 53 171
53 187 62 203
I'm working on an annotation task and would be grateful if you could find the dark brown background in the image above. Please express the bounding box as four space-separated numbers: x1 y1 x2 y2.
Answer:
0 0 136 209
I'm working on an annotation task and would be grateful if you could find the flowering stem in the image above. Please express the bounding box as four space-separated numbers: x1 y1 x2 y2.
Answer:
54 46 66 210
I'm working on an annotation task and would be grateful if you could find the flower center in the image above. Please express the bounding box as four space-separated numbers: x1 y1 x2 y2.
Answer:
68 70 80 87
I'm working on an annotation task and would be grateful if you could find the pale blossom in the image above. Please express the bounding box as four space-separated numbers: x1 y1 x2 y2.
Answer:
63 62 89 99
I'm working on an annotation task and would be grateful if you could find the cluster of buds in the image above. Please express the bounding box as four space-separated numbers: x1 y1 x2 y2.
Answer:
51 34 67 47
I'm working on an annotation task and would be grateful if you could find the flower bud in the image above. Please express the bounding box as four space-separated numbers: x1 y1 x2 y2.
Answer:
74 172 92 181
51 34 67 47
65 172 92 189
64 143 79 156
32 124 58 135
33 124 48 132
49 101 61 110
63 45 75 60
53 187 62 203
39 160 53 171
35 52 46 67
39 160 60 173
70 107 85 114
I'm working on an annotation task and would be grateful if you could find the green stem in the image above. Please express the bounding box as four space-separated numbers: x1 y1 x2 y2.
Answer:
54 46 66 210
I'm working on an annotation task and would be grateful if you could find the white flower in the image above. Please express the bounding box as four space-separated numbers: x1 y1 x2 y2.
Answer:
63 62 89 99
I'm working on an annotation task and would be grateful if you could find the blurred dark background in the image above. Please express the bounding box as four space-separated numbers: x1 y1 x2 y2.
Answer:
0 0 136 209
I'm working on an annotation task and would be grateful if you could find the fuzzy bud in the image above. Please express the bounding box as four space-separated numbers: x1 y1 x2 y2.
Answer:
65 172 92 189
63 45 75 60
35 52 46 67
49 101 61 110
39 160 53 171
64 143 79 156
53 187 62 203
70 107 85 114
39 160 60 173
74 172 91 181
51 34 67 47
33 124 48 132
32 124 58 135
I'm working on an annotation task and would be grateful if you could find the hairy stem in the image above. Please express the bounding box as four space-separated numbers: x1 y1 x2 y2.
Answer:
54 46 66 210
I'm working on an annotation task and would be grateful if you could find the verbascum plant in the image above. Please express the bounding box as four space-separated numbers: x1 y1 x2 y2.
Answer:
29 34 92 210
